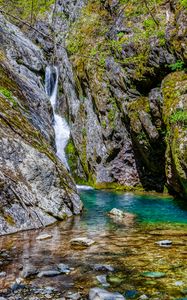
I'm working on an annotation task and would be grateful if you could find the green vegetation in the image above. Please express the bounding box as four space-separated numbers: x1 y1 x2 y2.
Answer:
180 0 187 8
169 60 185 71
0 87 17 106
170 110 187 125
0 0 55 23
66 0 168 83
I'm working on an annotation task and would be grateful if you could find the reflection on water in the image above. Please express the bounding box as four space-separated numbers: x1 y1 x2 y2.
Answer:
81 190 187 227
0 190 187 299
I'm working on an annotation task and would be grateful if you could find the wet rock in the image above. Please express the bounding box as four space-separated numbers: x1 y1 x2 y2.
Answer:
21 265 39 278
89 288 125 300
108 208 124 217
70 237 95 247
65 292 81 300
124 290 139 299
141 272 166 278
156 240 172 247
107 275 124 285
93 264 114 272
96 275 110 287
57 263 71 274
11 282 26 291
139 295 149 300
108 209 136 225
175 281 184 286
36 234 52 241
37 270 61 278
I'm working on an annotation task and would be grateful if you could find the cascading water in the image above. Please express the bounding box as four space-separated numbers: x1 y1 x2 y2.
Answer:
45 66 70 170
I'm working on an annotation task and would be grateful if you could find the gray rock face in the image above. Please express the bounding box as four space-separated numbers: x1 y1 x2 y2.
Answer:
0 14 53 143
0 9 83 235
0 95 82 235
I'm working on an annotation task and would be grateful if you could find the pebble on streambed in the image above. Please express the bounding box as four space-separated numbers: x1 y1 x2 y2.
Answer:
89 287 125 300
141 271 166 278
155 240 172 247
36 234 52 240
93 264 114 272
70 237 95 247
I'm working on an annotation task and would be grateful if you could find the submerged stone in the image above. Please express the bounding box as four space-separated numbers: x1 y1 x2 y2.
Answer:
37 270 61 278
109 208 124 217
174 281 184 286
89 288 125 300
93 264 114 272
141 272 166 278
36 234 52 241
21 265 38 278
124 290 139 298
66 292 81 300
156 240 172 247
70 237 95 247
57 263 71 274
96 275 110 287
107 275 124 285
139 295 149 300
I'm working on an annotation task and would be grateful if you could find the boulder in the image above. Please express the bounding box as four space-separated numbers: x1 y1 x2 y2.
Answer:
108 209 136 225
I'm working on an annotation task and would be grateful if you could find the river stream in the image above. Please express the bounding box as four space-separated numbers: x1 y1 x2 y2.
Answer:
0 190 187 299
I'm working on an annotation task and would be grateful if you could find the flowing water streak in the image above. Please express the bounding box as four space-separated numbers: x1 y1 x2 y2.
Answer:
45 66 70 169
76 185 94 190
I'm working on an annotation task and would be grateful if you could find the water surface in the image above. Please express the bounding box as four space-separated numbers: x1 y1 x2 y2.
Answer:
0 190 187 299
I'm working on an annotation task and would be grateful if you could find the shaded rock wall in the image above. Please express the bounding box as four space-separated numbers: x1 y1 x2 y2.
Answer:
59 0 187 197
0 13 82 235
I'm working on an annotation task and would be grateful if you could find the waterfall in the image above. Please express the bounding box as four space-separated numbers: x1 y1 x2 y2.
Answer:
45 66 70 170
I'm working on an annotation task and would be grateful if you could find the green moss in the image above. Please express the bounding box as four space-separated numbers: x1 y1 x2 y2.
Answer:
94 182 144 192
0 207 15 226
0 87 17 107
180 0 187 8
170 110 187 125
169 60 185 71
162 71 187 123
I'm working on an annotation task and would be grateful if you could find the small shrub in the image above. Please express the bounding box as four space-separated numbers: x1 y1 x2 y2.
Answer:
169 60 185 71
180 0 187 8
170 110 187 124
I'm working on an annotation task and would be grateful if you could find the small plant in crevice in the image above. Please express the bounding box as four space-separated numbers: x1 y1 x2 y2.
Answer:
170 110 187 125
169 60 185 71
0 87 17 107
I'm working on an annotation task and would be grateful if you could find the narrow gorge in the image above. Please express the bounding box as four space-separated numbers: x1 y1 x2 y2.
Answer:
0 0 187 299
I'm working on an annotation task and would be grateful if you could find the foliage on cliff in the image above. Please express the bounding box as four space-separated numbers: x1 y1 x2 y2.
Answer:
0 0 55 23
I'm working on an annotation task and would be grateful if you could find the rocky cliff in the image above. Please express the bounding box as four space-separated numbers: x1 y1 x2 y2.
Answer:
59 0 186 198
0 0 186 236
0 13 82 235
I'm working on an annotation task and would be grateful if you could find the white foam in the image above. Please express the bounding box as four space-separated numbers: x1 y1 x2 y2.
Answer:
76 185 94 190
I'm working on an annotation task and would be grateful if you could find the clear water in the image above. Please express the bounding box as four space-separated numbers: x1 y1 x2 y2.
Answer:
0 190 187 299
80 189 187 227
